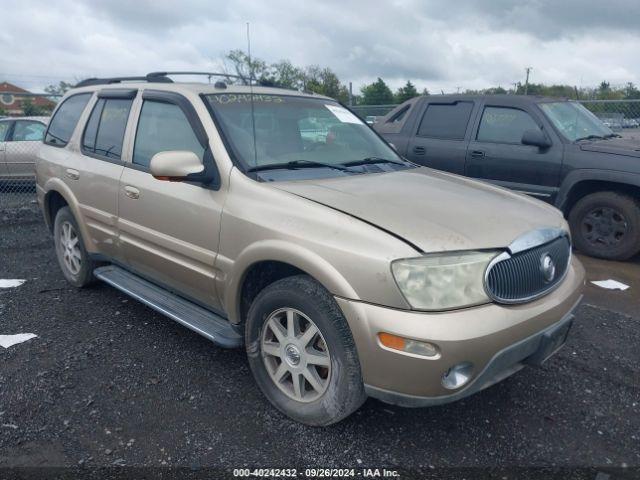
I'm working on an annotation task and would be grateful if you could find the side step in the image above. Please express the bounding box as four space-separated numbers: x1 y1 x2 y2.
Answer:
94 265 243 348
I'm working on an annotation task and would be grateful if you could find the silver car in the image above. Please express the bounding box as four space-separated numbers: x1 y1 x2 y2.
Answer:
0 116 48 179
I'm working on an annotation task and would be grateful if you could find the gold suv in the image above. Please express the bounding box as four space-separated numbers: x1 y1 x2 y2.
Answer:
36 73 584 425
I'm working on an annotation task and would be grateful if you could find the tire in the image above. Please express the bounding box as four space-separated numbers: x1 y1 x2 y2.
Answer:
245 275 366 426
568 191 640 261
53 206 99 287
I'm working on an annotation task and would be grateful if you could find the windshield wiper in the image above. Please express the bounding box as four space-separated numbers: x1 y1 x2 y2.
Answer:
604 133 622 139
574 135 604 142
341 156 408 167
246 160 354 173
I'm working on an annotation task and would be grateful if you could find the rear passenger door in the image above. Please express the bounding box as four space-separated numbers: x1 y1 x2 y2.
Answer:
52 90 133 261
5 120 47 177
117 90 224 310
406 100 476 175
465 104 562 200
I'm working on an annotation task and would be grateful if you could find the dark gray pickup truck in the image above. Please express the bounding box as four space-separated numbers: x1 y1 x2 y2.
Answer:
375 95 640 260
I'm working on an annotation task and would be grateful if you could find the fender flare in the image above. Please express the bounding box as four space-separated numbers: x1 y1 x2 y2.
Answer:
42 179 96 253
556 169 640 211
222 239 360 324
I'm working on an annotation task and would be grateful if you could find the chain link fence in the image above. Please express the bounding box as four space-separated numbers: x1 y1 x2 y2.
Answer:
0 92 58 209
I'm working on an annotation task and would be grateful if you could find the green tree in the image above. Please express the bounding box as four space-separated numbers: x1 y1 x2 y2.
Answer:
303 66 349 103
269 60 305 89
360 78 394 105
21 98 46 116
45 81 73 96
623 82 640 99
223 49 269 82
394 80 419 103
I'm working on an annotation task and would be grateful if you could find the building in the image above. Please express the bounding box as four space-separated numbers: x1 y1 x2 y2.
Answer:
0 81 56 116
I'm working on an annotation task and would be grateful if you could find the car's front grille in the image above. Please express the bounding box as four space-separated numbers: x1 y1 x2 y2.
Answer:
485 235 571 303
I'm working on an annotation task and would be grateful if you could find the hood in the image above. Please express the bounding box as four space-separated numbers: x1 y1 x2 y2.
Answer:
272 168 565 253
579 137 640 158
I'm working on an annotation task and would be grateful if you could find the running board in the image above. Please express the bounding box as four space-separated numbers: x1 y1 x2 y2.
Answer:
94 265 243 348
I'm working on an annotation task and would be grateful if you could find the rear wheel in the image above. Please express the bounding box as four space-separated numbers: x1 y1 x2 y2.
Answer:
245 275 366 426
569 191 640 260
53 207 99 287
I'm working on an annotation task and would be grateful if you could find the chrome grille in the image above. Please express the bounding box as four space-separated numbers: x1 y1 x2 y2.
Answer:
485 235 571 303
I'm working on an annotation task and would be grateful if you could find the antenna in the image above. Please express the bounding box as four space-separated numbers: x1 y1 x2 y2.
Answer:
247 22 258 167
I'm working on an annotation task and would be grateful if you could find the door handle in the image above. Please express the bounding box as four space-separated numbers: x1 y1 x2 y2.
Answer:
413 146 426 155
65 168 79 180
124 186 140 200
470 150 485 159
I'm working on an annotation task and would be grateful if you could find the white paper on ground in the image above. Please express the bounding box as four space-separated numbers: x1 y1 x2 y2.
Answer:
0 334 37 349
0 279 26 288
591 279 630 291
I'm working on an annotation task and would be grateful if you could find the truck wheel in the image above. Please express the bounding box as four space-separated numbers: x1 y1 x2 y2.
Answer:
569 191 640 260
53 207 98 287
245 275 366 426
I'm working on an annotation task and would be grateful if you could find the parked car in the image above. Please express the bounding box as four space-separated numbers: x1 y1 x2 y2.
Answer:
376 95 640 260
37 75 584 425
0 116 48 179
365 115 378 125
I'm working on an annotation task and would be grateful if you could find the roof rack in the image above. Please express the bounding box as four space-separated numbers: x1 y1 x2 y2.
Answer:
74 71 249 89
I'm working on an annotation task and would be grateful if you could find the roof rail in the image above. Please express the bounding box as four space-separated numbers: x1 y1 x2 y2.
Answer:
147 71 248 84
74 75 173 88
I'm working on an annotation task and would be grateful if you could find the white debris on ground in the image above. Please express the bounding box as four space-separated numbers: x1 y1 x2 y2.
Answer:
0 334 38 349
0 279 26 288
591 279 630 291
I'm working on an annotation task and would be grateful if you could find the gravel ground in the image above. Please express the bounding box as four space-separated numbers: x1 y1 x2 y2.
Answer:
0 205 638 478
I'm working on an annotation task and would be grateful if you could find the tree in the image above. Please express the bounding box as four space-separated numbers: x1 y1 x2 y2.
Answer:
394 80 419 103
45 81 73 97
223 49 269 82
21 98 46 116
270 60 305 89
303 66 349 103
360 78 394 105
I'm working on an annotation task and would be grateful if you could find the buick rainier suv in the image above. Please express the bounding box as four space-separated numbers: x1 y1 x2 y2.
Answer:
36 73 584 425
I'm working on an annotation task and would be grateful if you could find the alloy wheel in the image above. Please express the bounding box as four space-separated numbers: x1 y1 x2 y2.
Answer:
59 221 82 275
260 308 331 403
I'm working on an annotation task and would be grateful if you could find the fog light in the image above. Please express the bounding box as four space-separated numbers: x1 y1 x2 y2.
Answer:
378 333 439 358
442 362 474 390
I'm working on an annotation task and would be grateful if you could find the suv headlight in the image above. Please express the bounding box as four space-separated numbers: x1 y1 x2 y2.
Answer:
391 251 499 311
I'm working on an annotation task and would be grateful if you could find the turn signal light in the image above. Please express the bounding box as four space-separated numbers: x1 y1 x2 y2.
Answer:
378 333 439 358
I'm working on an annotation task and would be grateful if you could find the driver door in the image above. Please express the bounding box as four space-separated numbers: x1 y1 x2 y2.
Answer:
465 103 563 202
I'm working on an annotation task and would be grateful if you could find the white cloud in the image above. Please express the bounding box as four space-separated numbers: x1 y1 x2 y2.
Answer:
1 0 638 94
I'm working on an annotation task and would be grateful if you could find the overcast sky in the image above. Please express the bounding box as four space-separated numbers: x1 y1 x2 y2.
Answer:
2 0 639 94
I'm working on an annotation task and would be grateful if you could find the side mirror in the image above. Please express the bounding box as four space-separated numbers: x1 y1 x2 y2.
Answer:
150 150 205 181
521 129 551 149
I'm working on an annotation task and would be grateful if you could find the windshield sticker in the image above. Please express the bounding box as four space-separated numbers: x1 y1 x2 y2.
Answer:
209 94 285 104
324 104 361 124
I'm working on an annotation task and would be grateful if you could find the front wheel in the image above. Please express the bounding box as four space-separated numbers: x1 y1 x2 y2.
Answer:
569 191 640 260
245 275 366 426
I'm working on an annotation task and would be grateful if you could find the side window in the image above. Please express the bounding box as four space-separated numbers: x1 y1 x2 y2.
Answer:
12 121 46 141
133 101 204 168
387 104 410 124
477 107 540 144
0 121 11 142
82 98 133 160
45 93 92 147
417 102 473 140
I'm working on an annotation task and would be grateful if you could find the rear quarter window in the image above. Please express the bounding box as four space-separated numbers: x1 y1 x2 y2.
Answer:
45 93 92 147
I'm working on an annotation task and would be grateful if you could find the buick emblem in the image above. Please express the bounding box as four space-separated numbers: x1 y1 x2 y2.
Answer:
540 254 556 283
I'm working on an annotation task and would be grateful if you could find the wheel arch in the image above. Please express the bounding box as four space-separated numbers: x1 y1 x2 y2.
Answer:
42 179 94 252
223 240 360 325
557 170 640 215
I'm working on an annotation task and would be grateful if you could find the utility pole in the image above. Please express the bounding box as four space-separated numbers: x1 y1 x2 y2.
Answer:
348 82 353 106
524 67 532 95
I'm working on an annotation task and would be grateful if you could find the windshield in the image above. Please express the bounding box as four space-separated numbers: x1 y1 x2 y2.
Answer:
539 101 614 142
205 93 407 178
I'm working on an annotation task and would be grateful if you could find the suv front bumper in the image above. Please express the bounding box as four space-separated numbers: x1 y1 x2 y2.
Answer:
335 257 585 406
